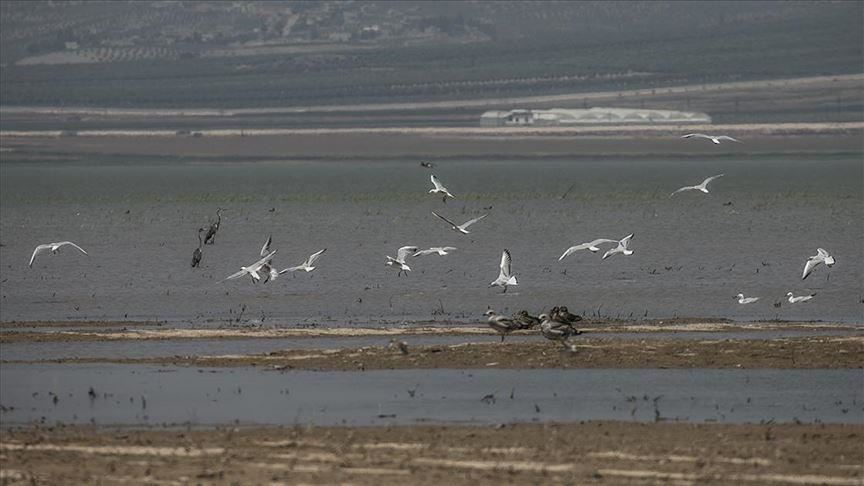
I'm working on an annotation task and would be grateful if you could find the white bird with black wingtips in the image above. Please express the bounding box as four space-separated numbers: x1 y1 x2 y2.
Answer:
559 238 617 261
489 249 518 293
428 174 454 202
801 248 835 280
670 174 724 197
386 246 419 276
602 233 635 260
681 133 740 144
224 249 278 283
432 211 487 235
413 247 457 257
280 248 327 273
28 241 88 268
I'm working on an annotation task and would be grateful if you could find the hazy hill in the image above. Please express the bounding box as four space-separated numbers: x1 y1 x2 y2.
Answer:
0 1 860 110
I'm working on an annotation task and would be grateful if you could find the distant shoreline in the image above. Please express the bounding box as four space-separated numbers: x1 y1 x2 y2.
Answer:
1 123 861 160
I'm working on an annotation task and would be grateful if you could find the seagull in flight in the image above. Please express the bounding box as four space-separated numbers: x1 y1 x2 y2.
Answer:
787 292 816 304
432 211 487 234
428 174 454 202
681 133 741 144
602 233 635 260
420 161 436 169
670 174 724 197
280 248 327 273
802 248 835 280
413 247 457 256
29 241 88 268
559 238 617 260
489 249 518 292
224 249 278 283
386 245 418 276
735 293 760 304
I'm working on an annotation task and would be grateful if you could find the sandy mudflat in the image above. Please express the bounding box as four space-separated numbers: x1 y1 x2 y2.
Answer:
1 422 861 485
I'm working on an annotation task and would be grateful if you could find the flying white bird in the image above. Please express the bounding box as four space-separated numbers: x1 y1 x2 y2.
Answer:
681 133 741 144
786 292 816 304
428 174 454 202
28 241 88 268
224 250 278 283
432 211 487 234
559 238 617 261
386 245 419 276
602 233 635 260
413 247 457 256
489 249 518 292
735 293 760 304
802 248 835 280
483 309 521 342
280 248 327 273
670 174 725 197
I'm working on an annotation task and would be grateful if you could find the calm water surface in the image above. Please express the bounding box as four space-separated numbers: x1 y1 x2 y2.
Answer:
1 156 861 324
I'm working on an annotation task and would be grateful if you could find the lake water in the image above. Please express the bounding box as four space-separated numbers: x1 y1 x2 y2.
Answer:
1 364 860 427
1 155 861 325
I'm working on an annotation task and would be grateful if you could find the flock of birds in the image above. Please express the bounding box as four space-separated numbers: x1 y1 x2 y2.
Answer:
26 132 838 347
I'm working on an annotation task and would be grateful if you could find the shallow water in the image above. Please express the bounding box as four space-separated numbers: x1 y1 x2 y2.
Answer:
0 364 860 427
1 156 861 325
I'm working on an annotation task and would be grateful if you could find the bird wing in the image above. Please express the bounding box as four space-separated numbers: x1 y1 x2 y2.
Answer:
558 245 584 261
816 248 830 259
432 210 457 228
602 247 619 260
28 244 50 267
619 233 634 249
681 133 709 139
717 136 740 142
249 249 278 272
57 241 88 255
260 234 272 257
801 257 819 280
224 268 248 280
701 174 724 186
459 213 488 230
499 249 513 278
305 248 326 266
396 246 419 261
430 174 446 191
413 248 435 256
670 185 695 196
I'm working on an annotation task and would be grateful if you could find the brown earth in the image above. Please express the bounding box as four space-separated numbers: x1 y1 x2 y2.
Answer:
5 335 862 370
1 422 861 485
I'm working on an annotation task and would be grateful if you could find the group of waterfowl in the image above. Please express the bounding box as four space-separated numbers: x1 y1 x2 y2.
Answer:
485 306 584 350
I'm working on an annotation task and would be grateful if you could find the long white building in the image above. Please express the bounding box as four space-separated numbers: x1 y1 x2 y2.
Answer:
480 107 711 126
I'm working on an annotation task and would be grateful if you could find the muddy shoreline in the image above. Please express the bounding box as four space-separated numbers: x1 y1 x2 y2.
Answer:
1 422 861 485
4 335 862 370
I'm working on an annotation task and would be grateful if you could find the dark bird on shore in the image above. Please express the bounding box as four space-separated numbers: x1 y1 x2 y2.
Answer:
556 306 583 325
191 228 204 268
512 310 541 329
203 208 224 245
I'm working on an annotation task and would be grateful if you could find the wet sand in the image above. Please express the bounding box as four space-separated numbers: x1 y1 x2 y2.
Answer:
1 422 861 485
3 321 861 369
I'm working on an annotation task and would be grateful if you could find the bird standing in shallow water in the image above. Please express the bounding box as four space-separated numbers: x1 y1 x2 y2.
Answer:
484 309 520 342
191 228 204 268
203 208 224 245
